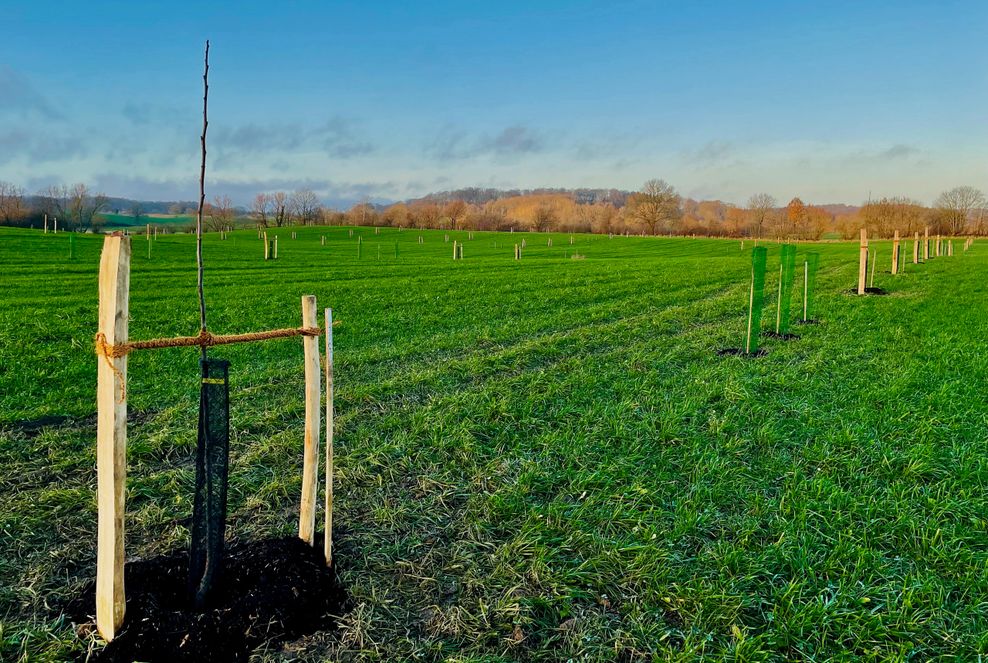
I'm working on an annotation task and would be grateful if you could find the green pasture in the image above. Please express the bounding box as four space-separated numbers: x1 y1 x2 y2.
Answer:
1 226 986 661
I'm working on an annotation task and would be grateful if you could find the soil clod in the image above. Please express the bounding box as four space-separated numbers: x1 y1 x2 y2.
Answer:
65 536 348 663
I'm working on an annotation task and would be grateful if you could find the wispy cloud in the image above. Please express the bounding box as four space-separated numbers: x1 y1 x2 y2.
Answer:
0 66 62 120
213 117 374 159
427 124 546 160
0 128 85 165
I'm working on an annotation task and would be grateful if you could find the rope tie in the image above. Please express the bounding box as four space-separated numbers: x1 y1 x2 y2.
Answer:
94 324 333 403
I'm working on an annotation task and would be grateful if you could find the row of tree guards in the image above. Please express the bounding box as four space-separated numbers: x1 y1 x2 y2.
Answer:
743 245 819 354
741 227 974 355
93 235 337 642
245 228 582 261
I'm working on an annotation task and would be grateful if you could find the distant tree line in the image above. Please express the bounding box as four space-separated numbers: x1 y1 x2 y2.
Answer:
0 182 111 231
2 179 985 239
316 182 987 240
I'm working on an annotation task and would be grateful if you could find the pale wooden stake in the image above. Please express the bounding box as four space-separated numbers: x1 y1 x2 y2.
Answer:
323 307 334 566
924 226 929 260
96 235 131 642
299 295 321 545
858 228 868 295
913 232 919 264
891 230 900 275
948 239 953 256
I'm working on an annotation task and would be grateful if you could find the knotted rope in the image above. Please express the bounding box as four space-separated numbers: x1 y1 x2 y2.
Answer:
94 323 335 402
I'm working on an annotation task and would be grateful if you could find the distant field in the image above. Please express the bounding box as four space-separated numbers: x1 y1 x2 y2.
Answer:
1 226 987 660
101 212 195 228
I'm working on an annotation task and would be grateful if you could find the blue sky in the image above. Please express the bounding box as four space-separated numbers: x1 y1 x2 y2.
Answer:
2 0 986 207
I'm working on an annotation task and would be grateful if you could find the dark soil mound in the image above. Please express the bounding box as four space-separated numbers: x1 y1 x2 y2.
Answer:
65 536 348 663
761 331 800 340
795 319 820 325
716 348 768 357
846 287 889 295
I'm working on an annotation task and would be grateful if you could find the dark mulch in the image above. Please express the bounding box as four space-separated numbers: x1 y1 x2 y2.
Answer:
795 319 820 325
717 348 768 357
846 287 889 295
65 536 348 663
761 331 800 340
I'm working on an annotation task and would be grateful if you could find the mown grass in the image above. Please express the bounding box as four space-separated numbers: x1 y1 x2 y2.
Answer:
1 226 986 661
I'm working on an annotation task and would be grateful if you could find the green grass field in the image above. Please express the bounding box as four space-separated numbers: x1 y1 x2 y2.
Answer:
2 226 987 661
100 213 196 229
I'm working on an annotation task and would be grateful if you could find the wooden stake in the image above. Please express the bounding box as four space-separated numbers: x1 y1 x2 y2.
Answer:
96 235 131 642
913 231 919 264
948 239 953 256
924 226 929 260
858 228 868 295
324 307 334 566
891 230 900 275
299 295 321 545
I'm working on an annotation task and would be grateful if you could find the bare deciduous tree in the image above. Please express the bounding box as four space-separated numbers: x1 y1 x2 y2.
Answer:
0 181 27 226
271 191 289 227
289 189 321 226
628 179 682 235
252 193 270 228
65 183 108 231
746 193 776 240
934 186 985 235
206 194 234 231
443 199 467 230
531 200 558 232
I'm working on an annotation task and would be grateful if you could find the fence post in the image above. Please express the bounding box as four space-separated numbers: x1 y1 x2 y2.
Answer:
892 230 900 275
96 235 131 642
745 246 768 353
298 296 321 545
858 228 868 295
